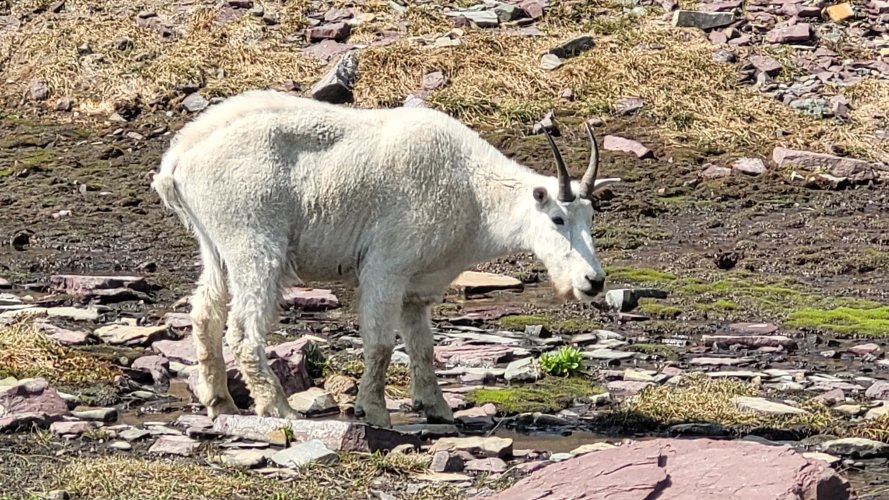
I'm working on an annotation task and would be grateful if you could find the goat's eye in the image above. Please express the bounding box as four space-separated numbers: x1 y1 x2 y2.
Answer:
552 217 565 226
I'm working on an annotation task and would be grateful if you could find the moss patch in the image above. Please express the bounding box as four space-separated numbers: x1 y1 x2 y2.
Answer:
467 376 604 414
637 300 682 319
606 266 678 284
624 373 833 432
786 306 889 337
496 315 600 334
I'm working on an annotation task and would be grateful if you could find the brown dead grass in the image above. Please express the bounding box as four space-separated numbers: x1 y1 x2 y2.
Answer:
0 315 119 386
2 0 887 160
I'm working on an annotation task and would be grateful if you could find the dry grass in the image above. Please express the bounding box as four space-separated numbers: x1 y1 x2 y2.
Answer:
625 373 834 432
2 0 887 160
0 315 119 386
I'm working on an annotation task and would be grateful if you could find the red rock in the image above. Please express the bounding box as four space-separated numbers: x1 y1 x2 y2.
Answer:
479 438 853 500
700 0 742 11
702 335 796 349
266 338 315 389
700 164 732 179
0 378 69 421
519 0 545 19
866 381 889 400
728 322 778 335
850 343 882 356
765 22 812 43
306 22 351 42
749 55 782 76
773 147 875 183
602 135 654 159
709 31 728 44
728 34 752 45
50 275 149 296
606 380 653 398
732 157 767 176
813 388 846 406
302 40 354 61
323 7 353 22
50 420 94 435
434 343 515 367
421 71 448 91
162 312 191 329
152 337 236 365
281 287 339 310
446 306 525 325
38 322 93 345
132 355 170 384
0 412 50 432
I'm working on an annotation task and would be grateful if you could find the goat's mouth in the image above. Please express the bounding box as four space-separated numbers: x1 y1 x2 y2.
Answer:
572 287 602 302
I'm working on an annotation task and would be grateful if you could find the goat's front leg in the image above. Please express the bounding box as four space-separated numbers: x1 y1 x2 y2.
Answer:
402 300 454 424
354 283 403 428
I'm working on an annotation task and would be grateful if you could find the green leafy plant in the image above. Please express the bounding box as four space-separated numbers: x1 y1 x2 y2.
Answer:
538 346 584 377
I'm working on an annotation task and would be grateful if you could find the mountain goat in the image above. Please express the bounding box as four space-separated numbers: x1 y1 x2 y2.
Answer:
151 89 620 428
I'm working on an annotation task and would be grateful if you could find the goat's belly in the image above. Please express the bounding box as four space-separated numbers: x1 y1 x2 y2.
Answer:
290 232 360 283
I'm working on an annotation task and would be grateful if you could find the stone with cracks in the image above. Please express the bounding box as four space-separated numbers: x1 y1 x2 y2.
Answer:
306 22 351 42
0 378 69 421
671 10 734 30
773 147 875 183
271 439 339 468
702 335 796 349
50 420 94 435
733 396 808 416
281 287 339 310
602 135 654 159
480 438 853 500
504 357 541 382
765 23 812 44
451 271 523 295
149 435 201 456
434 343 515 367
212 414 421 452
311 52 358 105
820 438 889 458
429 436 513 459
287 388 338 416
94 324 170 346
50 275 150 296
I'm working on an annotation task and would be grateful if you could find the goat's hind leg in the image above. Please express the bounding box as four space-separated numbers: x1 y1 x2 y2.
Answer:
402 299 453 424
189 243 238 418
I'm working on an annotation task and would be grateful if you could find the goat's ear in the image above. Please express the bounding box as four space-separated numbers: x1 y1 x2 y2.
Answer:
532 186 548 204
591 178 622 194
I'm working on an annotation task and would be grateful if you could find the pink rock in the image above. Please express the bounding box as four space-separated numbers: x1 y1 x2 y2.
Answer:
728 322 778 335
306 22 351 42
749 55 782 75
152 338 236 365
434 343 515 367
465 457 507 473
0 412 51 432
447 306 525 325
49 275 149 296
850 343 882 356
520 0 545 19
479 438 853 500
38 322 93 345
773 147 876 183
421 71 448 91
700 164 731 179
874 0 889 13
455 406 495 427
132 355 171 384
149 435 200 456
606 380 653 398
50 420 94 435
323 7 353 22
163 312 191 329
302 40 354 61
709 31 728 44
702 335 796 349
732 157 767 176
187 357 311 408
281 287 339 311
765 22 812 43
602 135 654 159
0 378 69 420
266 338 315 389
866 381 889 400
813 388 845 406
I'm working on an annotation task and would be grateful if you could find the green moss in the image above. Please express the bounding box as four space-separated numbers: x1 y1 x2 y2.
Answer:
19 149 55 166
606 266 678 283
637 300 682 319
496 315 600 334
467 376 604 414
496 315 549 331
712 299 739 310
786 306 889 337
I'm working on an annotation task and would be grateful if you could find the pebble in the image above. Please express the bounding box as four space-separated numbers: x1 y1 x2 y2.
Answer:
271 439 339 468
820 438 889 458
110 441 133 451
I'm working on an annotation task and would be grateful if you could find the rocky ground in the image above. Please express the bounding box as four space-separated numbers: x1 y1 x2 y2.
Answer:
2 0 889 498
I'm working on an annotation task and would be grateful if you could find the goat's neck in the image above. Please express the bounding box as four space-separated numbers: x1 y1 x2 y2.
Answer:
471 167 545 262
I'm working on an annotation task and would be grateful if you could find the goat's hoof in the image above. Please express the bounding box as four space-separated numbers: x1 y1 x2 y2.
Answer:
355 404 392 428
413 398 454 424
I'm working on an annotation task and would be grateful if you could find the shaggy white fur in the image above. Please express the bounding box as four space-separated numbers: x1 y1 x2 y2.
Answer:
151 89 620 427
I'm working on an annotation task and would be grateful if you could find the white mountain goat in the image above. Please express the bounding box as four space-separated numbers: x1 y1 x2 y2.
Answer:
151 89 621 427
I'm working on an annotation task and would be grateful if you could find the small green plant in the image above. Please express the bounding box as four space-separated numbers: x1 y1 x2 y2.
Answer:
538 346 584 377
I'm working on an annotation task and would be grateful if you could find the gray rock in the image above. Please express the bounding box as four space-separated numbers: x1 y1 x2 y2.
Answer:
732 158 767 176
465 457 507 473
119 428 151 441
217 448 270 468
733 396 808 416
271 439 339 467
492 2 524 22
110 441 132 451
287 388 338 416
29 80 50 101
820 438 889 458
431 450 465 472
540 53 563 70
148 435 200 456
866 381 889 400
71 407 118 422
602 135 654 159
311 52 358 104
613 97 644 116
549 35 595 58
429 436 513 459
672 10 734 30
182 93 209 113
504 357 541 382
447 10 499 28
94 324 170 346
583 348 634 360
605 288 668 311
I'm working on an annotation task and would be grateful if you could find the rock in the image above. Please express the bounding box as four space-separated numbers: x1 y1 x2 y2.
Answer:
728 322 778 335
834 404 862 416
50 275 149 296
451 271 523 295
773 147 875 183
0 412 51 432
281 287 339 310
50 420 94 435
790 98 831 119
271 439 340 468
29 80 50 101
153 338 235 365
748 55 782 76
492 2 523 21
212 415 421 452
602 135 654 159
431 450 465 472
570 442 618 455
287 388 338 416
94 324 169 346
605 288 667 311
483 438 852 500
217 448 270 468
71 407 118 422
45 491 70 500
549 35 594 58
732 158 766 176
623 368 655 382
671 10 734 30
187 356 310 408
227 0 253 7
324 374 358 403
606 380 653 398
149 435 201 456
821 438 889 458
119 428 151 441
110 441 132 451
504 357 541 382
0 378 69 421
39 323 93 346
701 164 732 179
311 52 358 105
454 405 496 430
435 343 515 367
613 97 644 116
465 457 507 473
306 22 351 42
690 357 753 366
867 381 889 399
519 0 545 18
447 10 499 28
814 388 846 406
826 3 854 21
302 39 354 61
182 93 209 113
421 71 448 91
802 451 841 467
712 49 736 63
55 98 73 112
131 355 170 385
429 436 513 459
583 348 634 361
733 396 808 416
850 343 882 356
539 53 563 70
865 405 889 420
765 22 812 43
702 335 796 349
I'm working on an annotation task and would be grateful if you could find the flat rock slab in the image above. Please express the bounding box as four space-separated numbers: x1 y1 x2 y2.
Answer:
450 271 523 295
702 335 796 349
0 378 69 420
212 414 421 452
583 348 634 361
94 324 170 346
733 396 809 416
281 287 339 311
602 135 654 159
0 306 99 322
50 275 149 295
821 438 889 458
271 439 339 468
773 147 875 183
480 438 853 499
152 338 235 365
434 343 515 367
149 435 201 456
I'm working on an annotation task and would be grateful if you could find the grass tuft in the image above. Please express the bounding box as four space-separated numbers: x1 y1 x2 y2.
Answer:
467 376 603 414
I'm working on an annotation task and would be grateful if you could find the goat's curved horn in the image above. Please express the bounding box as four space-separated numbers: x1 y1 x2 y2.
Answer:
542 126 575 202
577 121 599 199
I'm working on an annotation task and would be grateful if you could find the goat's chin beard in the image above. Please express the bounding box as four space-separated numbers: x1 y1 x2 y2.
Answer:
553 282 575 301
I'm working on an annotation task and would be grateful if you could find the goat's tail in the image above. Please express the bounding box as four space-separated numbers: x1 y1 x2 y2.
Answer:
151 151 195 233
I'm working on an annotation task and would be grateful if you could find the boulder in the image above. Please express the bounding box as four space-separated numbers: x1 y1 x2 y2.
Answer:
0 378 69 422
479 438 853 499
